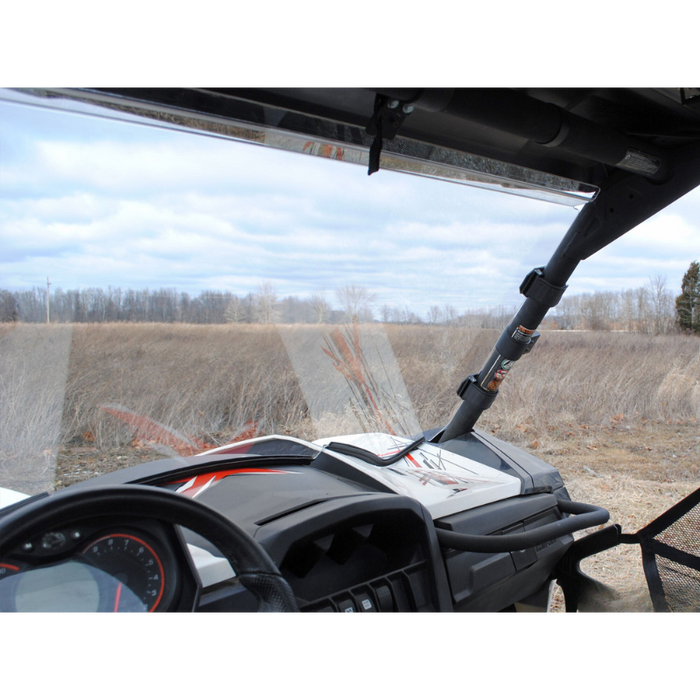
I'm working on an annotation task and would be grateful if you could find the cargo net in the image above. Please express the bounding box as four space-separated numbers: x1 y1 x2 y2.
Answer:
638 487 700 612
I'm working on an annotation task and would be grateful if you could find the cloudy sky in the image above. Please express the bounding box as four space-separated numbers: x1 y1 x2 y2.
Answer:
1 89 699 317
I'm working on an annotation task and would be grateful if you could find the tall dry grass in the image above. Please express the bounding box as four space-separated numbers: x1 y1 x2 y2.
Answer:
387 327 700 450
51 323 700 450
59 323 310 448
480 331 700 438
0 324 73 493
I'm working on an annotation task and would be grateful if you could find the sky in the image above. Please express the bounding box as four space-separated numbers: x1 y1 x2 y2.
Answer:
1 89 699 317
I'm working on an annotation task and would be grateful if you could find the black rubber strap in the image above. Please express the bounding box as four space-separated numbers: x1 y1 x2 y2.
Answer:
456 375 499 408
325 436 425 466
520 267 568 308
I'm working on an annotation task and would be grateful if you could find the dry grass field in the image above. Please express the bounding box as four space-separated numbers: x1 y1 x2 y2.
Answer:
2 322 699 610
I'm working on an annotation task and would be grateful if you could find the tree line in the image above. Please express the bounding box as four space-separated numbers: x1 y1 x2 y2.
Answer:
0 285 329 325
0 284 367 326
1 262 698 334
549 275 676 333
549 264 699 335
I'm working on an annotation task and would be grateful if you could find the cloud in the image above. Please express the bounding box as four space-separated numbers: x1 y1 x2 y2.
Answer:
2 97 699 316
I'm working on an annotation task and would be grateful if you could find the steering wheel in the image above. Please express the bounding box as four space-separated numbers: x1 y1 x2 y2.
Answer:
0 484 299 612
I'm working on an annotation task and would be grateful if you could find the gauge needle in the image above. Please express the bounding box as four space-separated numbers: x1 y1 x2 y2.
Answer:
114 582 122 612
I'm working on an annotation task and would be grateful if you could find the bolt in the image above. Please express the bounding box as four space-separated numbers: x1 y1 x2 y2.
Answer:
387 99 400 109
402 104 415 114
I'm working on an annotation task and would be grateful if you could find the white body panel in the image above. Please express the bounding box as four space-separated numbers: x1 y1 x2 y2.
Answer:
0 486 30 509
314 433 521 519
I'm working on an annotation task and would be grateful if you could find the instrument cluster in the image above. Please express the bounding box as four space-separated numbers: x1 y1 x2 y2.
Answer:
0 520 182 612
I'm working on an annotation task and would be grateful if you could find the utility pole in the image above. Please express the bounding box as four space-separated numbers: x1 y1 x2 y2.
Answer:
46 277 51 324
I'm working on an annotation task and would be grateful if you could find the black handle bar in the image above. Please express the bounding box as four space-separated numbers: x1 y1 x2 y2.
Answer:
434 499 609 553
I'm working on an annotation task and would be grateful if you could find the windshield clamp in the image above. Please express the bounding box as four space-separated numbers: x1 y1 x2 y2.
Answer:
519 267 567 308
366 94 411 175
456 374 499 408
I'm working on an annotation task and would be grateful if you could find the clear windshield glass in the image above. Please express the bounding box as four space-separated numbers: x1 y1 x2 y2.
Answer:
0 91 584 496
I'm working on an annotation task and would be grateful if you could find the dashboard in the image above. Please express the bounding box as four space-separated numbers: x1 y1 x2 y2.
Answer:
0 464 449 615
0 437 575 613
0 478 450 613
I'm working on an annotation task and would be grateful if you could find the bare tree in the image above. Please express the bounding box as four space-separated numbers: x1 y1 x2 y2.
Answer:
634 287 650 334
443 304 458 326
646 275 675 334
335 284 376 323
255 282 278 324
310 289 331 324
426 305 443 325
0 290 19 322
225 295 242 323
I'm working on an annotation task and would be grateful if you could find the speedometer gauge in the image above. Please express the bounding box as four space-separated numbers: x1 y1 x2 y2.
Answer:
82 533 166 612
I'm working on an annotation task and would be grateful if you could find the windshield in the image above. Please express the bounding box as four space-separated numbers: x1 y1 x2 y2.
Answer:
1 90 698 499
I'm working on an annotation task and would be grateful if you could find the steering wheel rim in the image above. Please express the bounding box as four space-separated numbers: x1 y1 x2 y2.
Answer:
0 484 299 612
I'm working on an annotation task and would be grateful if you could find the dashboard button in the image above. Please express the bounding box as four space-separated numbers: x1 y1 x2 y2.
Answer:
337 598 356 612
357 595 376 612
316 605 336 612
375 585 394 612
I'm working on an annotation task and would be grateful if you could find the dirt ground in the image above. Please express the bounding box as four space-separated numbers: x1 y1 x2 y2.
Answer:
55 442 174 490
509 418 700 612
54 418 699 612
